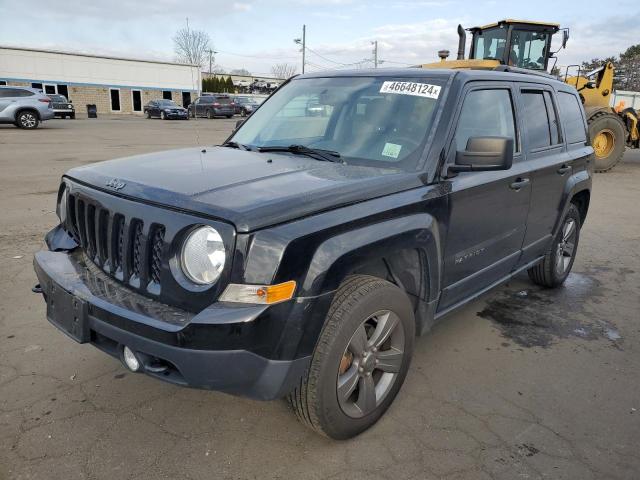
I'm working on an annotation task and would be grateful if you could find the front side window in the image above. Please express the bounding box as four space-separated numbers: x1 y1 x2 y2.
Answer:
158 100 177 107
557 92 587 144
473 27 507 61
231 76 444 171
454 89 517 152
509 30 550 70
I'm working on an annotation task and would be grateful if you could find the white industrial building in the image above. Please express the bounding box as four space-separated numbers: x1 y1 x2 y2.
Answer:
0 46 201 114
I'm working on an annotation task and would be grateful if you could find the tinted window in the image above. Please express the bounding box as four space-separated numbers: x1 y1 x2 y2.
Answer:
454 89 517 152
509 30 550 70
216 96 232 104
0 88 33 98
200 97 213 104
473 27 507 61
557 92 587 144
543 91 560 144
521 91 551 149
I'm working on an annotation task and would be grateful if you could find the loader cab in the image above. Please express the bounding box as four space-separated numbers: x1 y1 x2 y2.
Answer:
469 20 560 71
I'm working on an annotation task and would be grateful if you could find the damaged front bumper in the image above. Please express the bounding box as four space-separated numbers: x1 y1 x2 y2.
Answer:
33 242 312 400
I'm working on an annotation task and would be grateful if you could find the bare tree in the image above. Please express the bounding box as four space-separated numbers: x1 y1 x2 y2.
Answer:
173 27 211 67
271 63 298 79
231 68 252 76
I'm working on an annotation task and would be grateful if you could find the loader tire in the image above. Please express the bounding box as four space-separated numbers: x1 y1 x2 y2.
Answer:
588 111 626 172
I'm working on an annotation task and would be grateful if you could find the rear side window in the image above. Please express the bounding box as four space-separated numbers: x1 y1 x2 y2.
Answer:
0 88 33 98
543 91 561 145
521 91 552 149
557 92 587 144
216 97 232 104
454 88 518 152
200 97 213 104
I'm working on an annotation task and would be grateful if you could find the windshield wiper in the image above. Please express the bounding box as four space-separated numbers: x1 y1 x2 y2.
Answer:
257 144 343 163
221 141 251 151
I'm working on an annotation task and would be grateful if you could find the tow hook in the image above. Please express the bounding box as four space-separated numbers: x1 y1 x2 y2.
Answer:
32 284 43 294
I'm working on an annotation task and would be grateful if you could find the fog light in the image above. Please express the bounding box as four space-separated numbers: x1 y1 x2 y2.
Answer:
122 346 141 372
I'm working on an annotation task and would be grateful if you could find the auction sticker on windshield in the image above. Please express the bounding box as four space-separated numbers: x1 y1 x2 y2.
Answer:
379 81 441 99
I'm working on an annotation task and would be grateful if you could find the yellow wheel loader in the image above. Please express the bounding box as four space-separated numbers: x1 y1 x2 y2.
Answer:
422 19 639 172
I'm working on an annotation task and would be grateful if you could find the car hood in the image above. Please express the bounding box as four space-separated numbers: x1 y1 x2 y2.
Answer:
65 146 422 232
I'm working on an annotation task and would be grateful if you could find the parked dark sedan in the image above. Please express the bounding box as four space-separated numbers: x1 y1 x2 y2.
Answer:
48 94 75 119
144 100 189 120
233 96 260 116
188 95 235 118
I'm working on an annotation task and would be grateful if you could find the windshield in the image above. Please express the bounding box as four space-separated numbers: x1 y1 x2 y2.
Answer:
509 30 550 70
158 100 178 107
50 95 67 102
230 76 444 170
473 27 507 61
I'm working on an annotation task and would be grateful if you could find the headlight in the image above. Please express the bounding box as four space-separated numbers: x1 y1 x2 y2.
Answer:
180 226 225 285
58 187 68 224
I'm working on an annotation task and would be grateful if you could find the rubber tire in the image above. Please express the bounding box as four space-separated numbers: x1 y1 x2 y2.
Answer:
190 109 195 118
16 111 39 129
161 111 167 120
528 203 581 288
288 275 415 440
70 113 75 119
588 111 626 173
146 111 151 119
206 109 213 119
241 109 247 117
226 115 233 119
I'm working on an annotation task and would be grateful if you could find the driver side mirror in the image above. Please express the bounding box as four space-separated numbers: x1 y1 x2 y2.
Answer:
449 137 513 174
562 29 569 49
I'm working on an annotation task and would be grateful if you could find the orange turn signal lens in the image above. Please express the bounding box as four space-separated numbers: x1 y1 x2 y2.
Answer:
219 281 297 305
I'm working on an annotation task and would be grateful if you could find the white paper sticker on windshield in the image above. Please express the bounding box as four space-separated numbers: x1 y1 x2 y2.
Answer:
379 81 441 99
382 143 402 159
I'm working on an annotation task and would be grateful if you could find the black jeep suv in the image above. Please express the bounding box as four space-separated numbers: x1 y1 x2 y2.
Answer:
34 68 593 439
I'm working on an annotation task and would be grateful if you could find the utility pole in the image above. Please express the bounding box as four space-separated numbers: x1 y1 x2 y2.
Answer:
294 25 306 74
207 49 219 75
372 41 378 68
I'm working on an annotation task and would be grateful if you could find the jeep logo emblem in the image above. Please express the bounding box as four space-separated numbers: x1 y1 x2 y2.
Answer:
105 179 126 190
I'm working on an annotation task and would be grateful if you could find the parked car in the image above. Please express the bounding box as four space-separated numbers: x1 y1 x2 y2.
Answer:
0 86 54 129
232 96 260 116
144 99 189 120
34 68 593 439
188 95 235 118
48 94 75 119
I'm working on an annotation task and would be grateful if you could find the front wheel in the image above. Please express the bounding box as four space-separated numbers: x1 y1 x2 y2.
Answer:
161 111 167 120
146 111 151 119
206 109 213 119
16 111 39 129
241 109 247 117
288 275 415 439
528 203 581 288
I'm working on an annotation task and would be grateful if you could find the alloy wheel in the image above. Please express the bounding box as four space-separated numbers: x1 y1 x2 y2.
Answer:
555 218 576 275
337 309 405 419
21 113 37 128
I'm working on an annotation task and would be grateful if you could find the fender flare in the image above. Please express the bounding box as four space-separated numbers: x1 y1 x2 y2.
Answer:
555 169 591 235
299 213 442 303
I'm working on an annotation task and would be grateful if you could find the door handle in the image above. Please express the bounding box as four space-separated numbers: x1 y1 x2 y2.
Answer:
557 165 571 175
509 178 530 191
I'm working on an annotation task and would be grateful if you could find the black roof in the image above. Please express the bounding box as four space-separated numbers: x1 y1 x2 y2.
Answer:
296 67 567 88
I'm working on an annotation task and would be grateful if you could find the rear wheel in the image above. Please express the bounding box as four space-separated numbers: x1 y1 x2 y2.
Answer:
226 115 233 119
146 111 151 119
528 203 581 288
16 111 39 129
206 109 213 119
288 275 415 439
161 111 167 120
588 111 626 172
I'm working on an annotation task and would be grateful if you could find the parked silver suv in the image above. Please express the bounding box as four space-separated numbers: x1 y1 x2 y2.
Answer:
0 86 55 129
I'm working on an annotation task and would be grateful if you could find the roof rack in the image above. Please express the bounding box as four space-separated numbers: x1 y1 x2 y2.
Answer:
493 65 558 80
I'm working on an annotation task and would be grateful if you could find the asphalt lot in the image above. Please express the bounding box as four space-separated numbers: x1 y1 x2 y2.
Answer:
0 115 639 480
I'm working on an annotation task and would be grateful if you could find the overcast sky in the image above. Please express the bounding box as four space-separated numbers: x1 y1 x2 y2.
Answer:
1 0 637 76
